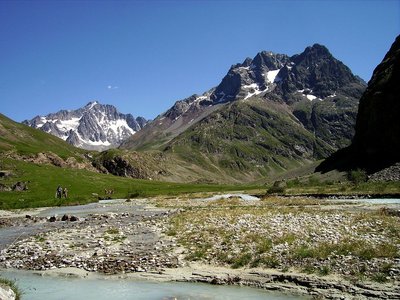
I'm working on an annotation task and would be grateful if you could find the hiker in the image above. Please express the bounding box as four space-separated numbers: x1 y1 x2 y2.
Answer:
104 189 114 195
63 187 68 198
56 185 63 199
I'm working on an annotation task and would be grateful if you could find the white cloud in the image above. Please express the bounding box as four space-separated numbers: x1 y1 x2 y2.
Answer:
107 85 119 90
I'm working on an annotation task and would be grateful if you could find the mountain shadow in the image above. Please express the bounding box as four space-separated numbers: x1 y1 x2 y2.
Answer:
317 35 400 174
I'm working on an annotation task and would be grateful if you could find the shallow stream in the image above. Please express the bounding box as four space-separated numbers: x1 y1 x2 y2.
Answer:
0 269 307 300
328 198 400 204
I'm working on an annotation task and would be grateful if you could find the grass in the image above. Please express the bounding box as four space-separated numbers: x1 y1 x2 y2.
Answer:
293 240 398 260
0 158 259 209
35 235 46 243
0 113 87 160
0 277 22 300
318 265 331 276
103 227 127 243
250 255 279 268
165 99 323 180
255 238 273 254
0 113 261 209
280 177 400 196
186 243 212 261
231 252 253 269
105 228 120 235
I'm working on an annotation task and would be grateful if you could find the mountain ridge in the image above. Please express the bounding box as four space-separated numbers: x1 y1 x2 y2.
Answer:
121 44 365 155
23 101 148 151
117 43 366 181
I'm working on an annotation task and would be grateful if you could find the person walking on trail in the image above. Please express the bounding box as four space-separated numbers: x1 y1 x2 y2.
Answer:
56 185 63 199
63 187 68 199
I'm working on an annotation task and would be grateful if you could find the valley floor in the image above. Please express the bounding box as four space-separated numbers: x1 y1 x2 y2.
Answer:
0 195 399 299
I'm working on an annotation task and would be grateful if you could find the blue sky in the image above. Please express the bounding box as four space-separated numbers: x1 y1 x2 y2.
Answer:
1 0 399 121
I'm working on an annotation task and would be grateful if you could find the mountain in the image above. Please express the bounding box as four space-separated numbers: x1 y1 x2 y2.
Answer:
353 35 400 164
23 101 148 151
119 44 365 181
122 44 365 152
0 113 188 209
317 35 400 174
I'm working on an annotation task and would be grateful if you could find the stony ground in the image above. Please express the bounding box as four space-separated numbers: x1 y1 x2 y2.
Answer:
0 202 181 274
0 195 399 299
162 197 400 283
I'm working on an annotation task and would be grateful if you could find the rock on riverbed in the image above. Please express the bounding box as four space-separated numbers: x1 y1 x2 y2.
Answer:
0 284 15 300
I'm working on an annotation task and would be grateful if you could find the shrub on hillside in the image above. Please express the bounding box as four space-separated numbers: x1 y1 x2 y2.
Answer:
267 181 286 194
347 169 367 185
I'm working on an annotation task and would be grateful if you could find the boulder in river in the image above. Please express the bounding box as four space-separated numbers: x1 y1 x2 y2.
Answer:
70 216 79 222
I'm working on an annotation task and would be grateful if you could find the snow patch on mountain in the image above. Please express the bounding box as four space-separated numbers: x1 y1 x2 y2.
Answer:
58 118 81 134
243 83 264 100
267 69 281 83
23 101 147 151
306 94 317 101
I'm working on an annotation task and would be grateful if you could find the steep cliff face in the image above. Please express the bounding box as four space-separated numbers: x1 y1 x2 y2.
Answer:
317 35 400 173
352 35 400 163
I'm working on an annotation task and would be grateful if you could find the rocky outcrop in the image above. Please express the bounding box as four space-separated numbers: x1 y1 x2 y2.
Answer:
0 171 13 179
0 184 11 192
183 267 400 299
11 181 28 191
92 150 170 180
369 163 400 182
5 151 97 171
276 44 364 100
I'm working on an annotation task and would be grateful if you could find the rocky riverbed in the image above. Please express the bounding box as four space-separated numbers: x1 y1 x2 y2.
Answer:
0 202 181 274
0 195 399 299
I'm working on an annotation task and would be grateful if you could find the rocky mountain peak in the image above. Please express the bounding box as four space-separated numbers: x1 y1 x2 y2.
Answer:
122 43 366 156
84 101 99 109
252 51 290 70
274 44 365 100
151 43 366 127
23 101 148 151
241 57 253 67
299 43 332 59
207 43 365 105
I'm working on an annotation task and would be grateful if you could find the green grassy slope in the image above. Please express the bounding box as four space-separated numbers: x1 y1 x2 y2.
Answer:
0 113 87 159
0 158 259 209
163 99 335 181
0 114 260 209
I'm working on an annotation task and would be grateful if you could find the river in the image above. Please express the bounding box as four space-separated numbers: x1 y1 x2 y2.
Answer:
0 269 307 300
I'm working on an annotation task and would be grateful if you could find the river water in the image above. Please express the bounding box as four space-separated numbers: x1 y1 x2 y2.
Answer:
328 198 400 204
0 269 307 300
